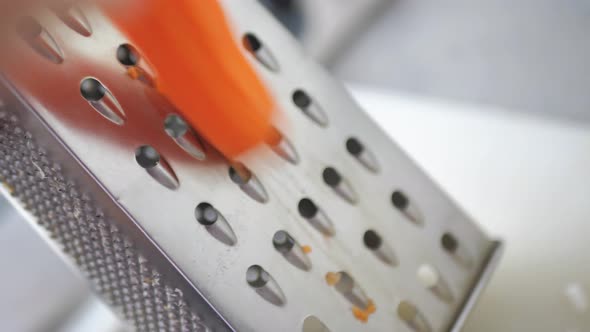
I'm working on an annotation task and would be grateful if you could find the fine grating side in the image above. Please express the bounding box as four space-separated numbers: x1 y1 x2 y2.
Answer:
0 108 209 332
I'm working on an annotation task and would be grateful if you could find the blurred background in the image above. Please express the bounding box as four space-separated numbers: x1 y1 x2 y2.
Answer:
262 0 590 123
1 0 589 330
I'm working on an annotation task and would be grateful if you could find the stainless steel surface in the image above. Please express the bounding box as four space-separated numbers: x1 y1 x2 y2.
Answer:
1 1 499 331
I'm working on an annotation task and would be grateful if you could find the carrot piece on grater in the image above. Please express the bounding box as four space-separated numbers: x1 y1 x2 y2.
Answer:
100 0 276 158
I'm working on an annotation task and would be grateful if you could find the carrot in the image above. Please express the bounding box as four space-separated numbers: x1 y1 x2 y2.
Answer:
101 0 275 158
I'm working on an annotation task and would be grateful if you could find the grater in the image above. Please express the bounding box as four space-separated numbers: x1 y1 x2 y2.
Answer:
0 1 502 331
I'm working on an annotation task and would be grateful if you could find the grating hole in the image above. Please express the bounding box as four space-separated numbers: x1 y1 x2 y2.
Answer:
363 229 398 265
164 114 206 160
229 163 269 203
363 230 382 250
115 43 155 86
246 265 267 287
273 230 295 253
242 32 279 71
80 77 126 125
246 265 285 305
391 191 409 210
80 77 106 102
273 230 311 270
266 127 299 164
442 233 459 253
302 316 331 332
16 16 64 64
55 6 92 37
325 271 371 310
292 89 328 127
195 202 236 245
117 43 140 66
391 190 423 225
135 145 179 190
298 198 318 219
229 163 251 185
346 137 379 173
322 167 357 204
397 301 430 332
164 114 188 138
135 145 160 169
441 232 472 267
397 302 416 317
298 198 334 236
293 90 312 109
322 167 341 187
348 137 363 154
195 203 218 226
243 33 262 52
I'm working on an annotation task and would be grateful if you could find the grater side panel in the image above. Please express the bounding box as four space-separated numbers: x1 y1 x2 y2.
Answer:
0 82 232 332
1 1 500 331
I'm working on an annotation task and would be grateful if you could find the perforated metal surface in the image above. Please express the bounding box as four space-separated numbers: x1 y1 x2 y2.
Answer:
0 108 210 332
0 1 501 331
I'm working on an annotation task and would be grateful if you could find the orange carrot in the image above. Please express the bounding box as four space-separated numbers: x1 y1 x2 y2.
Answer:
100 0 275 158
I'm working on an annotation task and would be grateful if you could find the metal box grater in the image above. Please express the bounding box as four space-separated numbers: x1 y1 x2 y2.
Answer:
0 1 502 331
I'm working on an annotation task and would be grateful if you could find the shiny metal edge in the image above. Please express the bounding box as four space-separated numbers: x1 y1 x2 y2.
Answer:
449 240 504 332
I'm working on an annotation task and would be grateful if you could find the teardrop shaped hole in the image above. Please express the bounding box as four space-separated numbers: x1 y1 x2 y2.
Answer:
135 145 179 190
55 6 92 37
397 301 431 332
195 202 236 246
80 77 126 125
302 316 331 332
16 16 64 64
